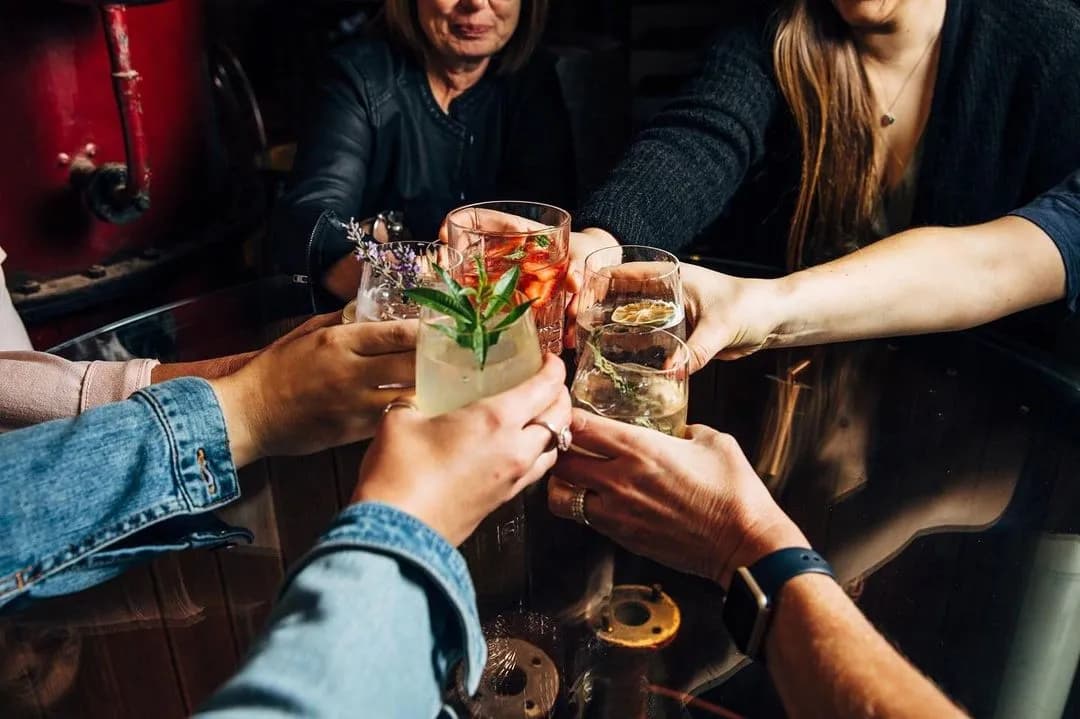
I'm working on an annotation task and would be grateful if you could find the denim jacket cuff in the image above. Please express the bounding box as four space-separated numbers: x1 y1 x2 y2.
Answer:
135 378 240 510
288 502 487 693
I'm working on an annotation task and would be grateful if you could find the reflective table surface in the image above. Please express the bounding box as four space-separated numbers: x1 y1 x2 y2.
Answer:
2 271 1079 718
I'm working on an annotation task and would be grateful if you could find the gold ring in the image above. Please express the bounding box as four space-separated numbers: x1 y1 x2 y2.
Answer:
383 400 417 416
528 420 572 453
570 487 592 527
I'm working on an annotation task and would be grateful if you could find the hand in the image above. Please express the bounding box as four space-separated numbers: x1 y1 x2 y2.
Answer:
210 320 418 465
681 263 780 372
564 228 620 347
151 311 345 383
548 409 807 589
353 354 572 546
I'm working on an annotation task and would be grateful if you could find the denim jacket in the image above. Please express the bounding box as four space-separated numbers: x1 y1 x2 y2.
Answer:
196 503 487 718
0 378 249 610
0 377 486 715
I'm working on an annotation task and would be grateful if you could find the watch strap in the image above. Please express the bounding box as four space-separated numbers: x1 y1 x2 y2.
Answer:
749 547 835 599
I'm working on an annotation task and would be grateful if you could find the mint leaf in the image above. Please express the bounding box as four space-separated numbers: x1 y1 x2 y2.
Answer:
533 234 551 248
485 265 521 320
489 297 535 333
506 246 527 261
404 287 472 324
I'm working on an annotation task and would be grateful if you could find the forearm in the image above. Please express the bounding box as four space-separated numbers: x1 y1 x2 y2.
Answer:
0 378 240 608
151 352 256 384
766 574 967 719
764 217 1066 348
195 504 487 718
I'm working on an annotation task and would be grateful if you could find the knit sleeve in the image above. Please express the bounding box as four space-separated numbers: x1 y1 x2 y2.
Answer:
577 14 780 252
1020 2 1080 200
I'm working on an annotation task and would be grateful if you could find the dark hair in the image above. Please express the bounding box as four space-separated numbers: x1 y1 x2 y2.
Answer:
382 0 548 75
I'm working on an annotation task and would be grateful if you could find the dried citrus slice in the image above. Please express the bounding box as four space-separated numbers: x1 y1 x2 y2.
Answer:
610 300 678 327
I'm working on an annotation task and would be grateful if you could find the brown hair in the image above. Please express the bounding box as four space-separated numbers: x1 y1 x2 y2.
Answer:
772 0 880 270
382 0 549 75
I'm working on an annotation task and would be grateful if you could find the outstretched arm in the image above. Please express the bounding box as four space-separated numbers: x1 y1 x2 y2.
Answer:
550 412 968 719
683 213 1071 370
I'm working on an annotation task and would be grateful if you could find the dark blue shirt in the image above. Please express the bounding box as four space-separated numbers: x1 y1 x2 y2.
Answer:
1010 170 1080 312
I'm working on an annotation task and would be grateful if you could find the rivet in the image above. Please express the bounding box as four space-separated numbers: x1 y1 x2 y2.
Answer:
57 152 71 166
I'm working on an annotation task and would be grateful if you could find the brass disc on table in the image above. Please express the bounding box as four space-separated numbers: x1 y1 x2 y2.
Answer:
589 584 681 649
470 637 559 719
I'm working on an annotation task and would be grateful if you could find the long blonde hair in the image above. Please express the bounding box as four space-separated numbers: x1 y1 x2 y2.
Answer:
773 0 880 270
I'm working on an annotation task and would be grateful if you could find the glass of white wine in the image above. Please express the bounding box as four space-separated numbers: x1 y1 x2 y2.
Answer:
572 324 690 437
575 246 685 351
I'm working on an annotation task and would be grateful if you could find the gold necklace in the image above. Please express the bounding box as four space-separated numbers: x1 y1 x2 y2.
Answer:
874 30 941 128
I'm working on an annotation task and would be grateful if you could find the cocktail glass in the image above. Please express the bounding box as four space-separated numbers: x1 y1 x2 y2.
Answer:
576 245 685 350
572 324 690 437
416 293 544 416
445 201 571 354
353 241 465 322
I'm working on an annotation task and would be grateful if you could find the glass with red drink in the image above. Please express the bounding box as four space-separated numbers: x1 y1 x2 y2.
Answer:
445 201 571 354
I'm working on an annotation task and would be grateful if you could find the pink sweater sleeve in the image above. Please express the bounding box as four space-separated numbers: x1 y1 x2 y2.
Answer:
0 351 159 432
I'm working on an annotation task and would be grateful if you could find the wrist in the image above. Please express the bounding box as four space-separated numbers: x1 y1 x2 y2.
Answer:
716 509 809 591
748 275 801 352
208 373 265 467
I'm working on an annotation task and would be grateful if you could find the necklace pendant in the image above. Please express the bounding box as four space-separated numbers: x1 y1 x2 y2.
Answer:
881 113 897 127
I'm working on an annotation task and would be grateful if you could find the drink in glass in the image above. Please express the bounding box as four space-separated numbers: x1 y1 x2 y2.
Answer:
446 201 570 354
575 246 685 350
572 324 690 437
354 241 465 321
416 298 543 415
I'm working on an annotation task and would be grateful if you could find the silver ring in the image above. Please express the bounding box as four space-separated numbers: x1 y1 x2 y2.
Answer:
570 487 592 527
383 400 417 416
529 421 572 452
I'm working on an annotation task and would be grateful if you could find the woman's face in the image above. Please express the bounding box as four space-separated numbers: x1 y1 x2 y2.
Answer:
417 0 521 64
829 0 907 29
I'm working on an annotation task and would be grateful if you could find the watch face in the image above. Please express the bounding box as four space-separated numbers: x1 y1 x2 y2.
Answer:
723 567 769 656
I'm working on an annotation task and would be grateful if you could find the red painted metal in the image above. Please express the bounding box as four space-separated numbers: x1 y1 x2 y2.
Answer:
100 3 152 211
0 0 215 277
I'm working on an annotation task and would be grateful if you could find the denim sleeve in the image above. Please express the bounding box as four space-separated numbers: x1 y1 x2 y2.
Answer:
1010 169 1080 312
0 378 243 610
196 502 487 719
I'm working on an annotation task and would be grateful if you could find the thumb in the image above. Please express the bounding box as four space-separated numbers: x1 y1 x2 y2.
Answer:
685 320 728 374
337 319 419 355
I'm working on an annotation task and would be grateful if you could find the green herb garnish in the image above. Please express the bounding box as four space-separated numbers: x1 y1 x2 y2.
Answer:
533 234 551 248
588 341 635 397
405 258 534 369
506 247 527 261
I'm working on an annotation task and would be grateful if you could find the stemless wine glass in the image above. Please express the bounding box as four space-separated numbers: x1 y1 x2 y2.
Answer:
416 294 544 416
572 324 690 437
445 201 571 354
575 246 685 350
349 241 465 322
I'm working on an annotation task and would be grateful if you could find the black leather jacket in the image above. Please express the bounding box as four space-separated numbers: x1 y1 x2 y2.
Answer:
273 35 576 287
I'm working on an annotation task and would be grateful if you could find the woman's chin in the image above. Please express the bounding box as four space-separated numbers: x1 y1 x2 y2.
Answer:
442 38 505 64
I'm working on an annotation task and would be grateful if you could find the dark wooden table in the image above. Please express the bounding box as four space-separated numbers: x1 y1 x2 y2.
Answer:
2 272 1078 718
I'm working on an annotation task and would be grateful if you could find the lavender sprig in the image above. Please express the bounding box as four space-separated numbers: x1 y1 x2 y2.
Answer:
348 218 422 290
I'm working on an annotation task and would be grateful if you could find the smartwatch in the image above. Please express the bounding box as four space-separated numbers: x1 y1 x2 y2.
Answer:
722 547 835 660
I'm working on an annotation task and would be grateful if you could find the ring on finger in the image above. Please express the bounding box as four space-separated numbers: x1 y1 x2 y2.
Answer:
383 400 417 416
570 486 593 527
528 420 572 453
